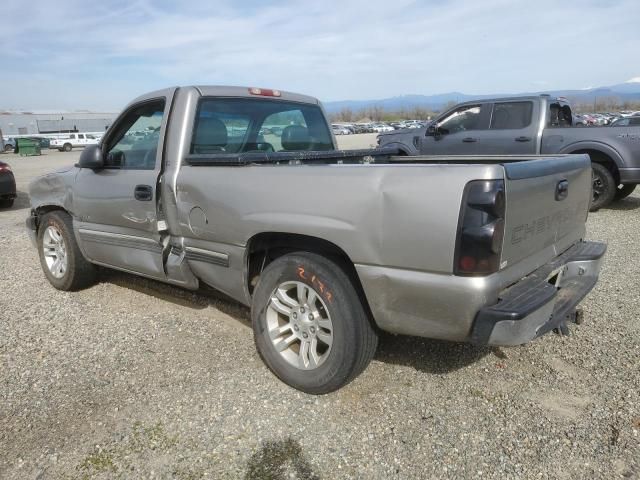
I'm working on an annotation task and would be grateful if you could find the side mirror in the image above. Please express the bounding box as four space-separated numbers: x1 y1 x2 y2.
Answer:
76 145 104 169
426 124 438 137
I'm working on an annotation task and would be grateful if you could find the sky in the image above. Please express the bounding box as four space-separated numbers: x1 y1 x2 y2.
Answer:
1 0 639 111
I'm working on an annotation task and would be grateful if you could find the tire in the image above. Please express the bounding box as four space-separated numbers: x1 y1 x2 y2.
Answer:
4 144 13 152
590 163 616 211
0 198 14 208
37 211 97 291
251 252 378 394
63 143 72 152
614 184 636 201
58 148 64 152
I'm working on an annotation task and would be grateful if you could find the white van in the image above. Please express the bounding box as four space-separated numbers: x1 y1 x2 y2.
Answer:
50 133 100 152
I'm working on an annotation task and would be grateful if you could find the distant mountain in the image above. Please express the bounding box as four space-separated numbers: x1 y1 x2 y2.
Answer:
323 79 640 114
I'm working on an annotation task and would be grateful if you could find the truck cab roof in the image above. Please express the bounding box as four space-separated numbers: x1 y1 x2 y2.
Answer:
128 86 321 108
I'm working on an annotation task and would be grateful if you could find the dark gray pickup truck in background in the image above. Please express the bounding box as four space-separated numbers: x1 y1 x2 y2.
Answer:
378 95 640 210
27 86 605 393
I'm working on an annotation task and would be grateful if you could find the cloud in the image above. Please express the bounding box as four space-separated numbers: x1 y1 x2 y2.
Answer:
1 0 639 109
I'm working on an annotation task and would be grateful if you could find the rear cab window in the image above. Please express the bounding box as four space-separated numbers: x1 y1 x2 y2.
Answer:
490 101 533 129
548 102 573 127
190 98 334 154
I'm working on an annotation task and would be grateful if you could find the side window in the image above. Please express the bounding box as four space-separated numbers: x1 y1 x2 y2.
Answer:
69 134 76 140
104 100 165 170
437 105 482 134
490 102 533 129
78 134 85 139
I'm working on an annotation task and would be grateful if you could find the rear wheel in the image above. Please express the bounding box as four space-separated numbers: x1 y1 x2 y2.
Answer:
4 144 13 152
251 252 378 394
614 184 636 201
37 211 97 290
590 163 616 211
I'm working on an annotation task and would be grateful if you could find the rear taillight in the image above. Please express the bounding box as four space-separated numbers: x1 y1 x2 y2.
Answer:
454 179 505 276
0 164 11 173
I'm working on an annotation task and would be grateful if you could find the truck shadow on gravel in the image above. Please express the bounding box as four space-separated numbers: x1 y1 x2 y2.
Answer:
100 269 252 326
604 196 640 211
375 332 493 374
99 270 491 374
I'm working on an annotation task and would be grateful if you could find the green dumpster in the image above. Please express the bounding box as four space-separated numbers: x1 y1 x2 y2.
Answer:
17 138 41 156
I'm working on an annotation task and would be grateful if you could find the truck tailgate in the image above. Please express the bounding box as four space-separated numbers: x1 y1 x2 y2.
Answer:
501 155 592 270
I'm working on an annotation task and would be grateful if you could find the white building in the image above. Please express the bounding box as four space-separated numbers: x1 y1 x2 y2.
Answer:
0 111 117 136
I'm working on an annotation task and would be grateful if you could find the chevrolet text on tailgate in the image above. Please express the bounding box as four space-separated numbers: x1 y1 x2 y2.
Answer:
27 86 606 394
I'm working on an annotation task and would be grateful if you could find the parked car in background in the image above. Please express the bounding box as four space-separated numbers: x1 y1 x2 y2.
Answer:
610 116 640 127
0 160 16 208
350 124 369 134
573 114 588 126
378 95 640 210
49 133 100 152
331 124 351 135
371 123 394 133
4 137 16 152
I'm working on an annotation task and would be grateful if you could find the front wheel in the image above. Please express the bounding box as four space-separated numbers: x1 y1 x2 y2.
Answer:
63 143 72 152
590 163 616 211
37 211 97 290
614 184 636 201
251 252 378 394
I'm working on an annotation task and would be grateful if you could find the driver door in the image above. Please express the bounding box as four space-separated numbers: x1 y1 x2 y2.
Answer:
73 96 172 279
420 104 490 155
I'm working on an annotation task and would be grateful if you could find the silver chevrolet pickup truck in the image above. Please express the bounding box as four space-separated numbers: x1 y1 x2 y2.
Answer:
27 86 606 394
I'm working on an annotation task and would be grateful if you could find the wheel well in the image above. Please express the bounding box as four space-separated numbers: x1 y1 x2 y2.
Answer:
246 232 369 306
33 206 68 231
570 149 619 183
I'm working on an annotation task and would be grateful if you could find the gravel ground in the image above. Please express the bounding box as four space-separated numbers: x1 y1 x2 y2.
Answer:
0 147 639 479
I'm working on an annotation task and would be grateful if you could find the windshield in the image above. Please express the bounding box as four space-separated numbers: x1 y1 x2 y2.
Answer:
191 98 334 154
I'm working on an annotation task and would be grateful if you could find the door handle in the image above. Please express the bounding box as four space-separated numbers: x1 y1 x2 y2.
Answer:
462 137 478 143
515 136 532 142
134 184 153 201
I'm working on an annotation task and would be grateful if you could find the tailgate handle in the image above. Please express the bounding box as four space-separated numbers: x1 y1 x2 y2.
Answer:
462 137 478 143
134 184 153 201
555 180 569 201
515 136 532 142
